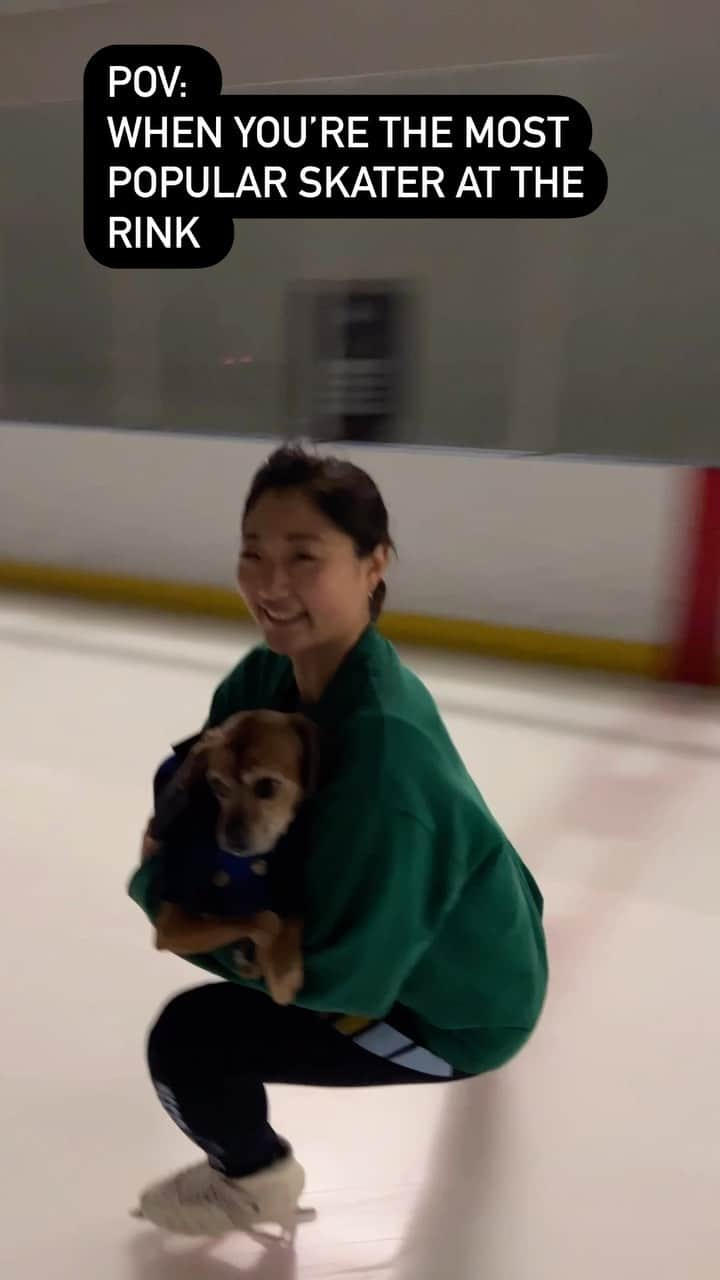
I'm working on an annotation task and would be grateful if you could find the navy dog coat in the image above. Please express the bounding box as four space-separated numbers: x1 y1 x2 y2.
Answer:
150 734 306 921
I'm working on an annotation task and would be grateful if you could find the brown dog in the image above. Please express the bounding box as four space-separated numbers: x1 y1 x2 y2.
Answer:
151 710 319 1005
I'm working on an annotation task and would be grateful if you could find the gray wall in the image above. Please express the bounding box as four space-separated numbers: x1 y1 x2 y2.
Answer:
1 5 718 460
2 1 711 106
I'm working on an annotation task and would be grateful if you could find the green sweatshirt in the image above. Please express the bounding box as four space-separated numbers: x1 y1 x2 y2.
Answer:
129 625 547 1075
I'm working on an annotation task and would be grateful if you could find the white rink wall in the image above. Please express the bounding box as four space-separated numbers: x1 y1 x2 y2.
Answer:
1 422 682 644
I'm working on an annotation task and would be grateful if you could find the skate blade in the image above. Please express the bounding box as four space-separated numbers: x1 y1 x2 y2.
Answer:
129 1205 315 1227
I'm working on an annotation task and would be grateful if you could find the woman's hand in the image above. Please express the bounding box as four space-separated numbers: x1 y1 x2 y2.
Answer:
154 905 282 956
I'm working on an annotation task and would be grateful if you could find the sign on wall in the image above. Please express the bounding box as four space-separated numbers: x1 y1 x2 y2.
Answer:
286 282 412 443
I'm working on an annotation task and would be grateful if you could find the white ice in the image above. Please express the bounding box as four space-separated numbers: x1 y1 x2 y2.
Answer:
1 594 717 1279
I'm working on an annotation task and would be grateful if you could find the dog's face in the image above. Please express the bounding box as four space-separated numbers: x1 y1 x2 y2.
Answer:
175 710 318 857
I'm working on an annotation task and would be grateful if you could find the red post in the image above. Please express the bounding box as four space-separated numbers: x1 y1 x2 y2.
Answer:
670 468 720 685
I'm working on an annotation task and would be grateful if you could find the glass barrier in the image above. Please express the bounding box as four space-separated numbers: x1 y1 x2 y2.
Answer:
1 50 717 461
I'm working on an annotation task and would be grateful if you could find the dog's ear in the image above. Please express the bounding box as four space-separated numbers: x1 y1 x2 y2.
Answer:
218 711 252 752
152 729 222 837
290 715 321 794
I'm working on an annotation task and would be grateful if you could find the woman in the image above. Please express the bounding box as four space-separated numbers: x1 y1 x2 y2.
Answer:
129 443 548 1238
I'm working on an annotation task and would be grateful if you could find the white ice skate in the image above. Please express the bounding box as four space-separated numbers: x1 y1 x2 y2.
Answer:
131 1150 316 1244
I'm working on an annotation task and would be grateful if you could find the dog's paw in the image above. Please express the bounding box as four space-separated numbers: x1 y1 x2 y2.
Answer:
232 949 262 979
251 910 284 945
266 961 304 1007
263 934 304 1006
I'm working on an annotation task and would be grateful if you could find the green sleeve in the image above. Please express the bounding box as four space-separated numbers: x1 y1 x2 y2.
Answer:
126 663 244 911
204 645 280 727
127 647 276 970
126 855 239 982
296 808 465 1019
205 662 246 728
127 854 164 922
126 654 251 919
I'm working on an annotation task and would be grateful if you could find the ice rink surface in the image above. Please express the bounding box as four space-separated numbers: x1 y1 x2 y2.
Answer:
1 594 717 1279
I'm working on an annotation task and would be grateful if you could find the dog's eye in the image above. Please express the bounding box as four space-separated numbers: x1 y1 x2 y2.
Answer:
253 778 277 800
208 776 231 798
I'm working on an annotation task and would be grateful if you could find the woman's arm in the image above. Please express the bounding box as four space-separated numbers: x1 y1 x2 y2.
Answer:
129 652 260 913
296 806 466 1018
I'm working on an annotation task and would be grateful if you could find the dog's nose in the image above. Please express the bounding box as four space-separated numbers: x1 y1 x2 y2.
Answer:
221 817 249 853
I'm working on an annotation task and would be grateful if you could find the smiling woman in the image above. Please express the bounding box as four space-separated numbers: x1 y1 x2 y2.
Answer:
236 446 395 701
128 441 547 1241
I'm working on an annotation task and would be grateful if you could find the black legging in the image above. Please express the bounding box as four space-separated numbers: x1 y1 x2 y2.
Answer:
147 983 465 1179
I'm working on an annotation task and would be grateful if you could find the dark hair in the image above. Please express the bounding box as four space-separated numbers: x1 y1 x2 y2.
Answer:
243 443 396 621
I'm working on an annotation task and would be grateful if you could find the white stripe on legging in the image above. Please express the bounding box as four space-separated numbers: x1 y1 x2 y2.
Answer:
352 1023 453 1078
353 1023 414 1056
389 1046 453 1078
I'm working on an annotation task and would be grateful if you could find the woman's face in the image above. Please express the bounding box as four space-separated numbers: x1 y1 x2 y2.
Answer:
237 488 388 658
